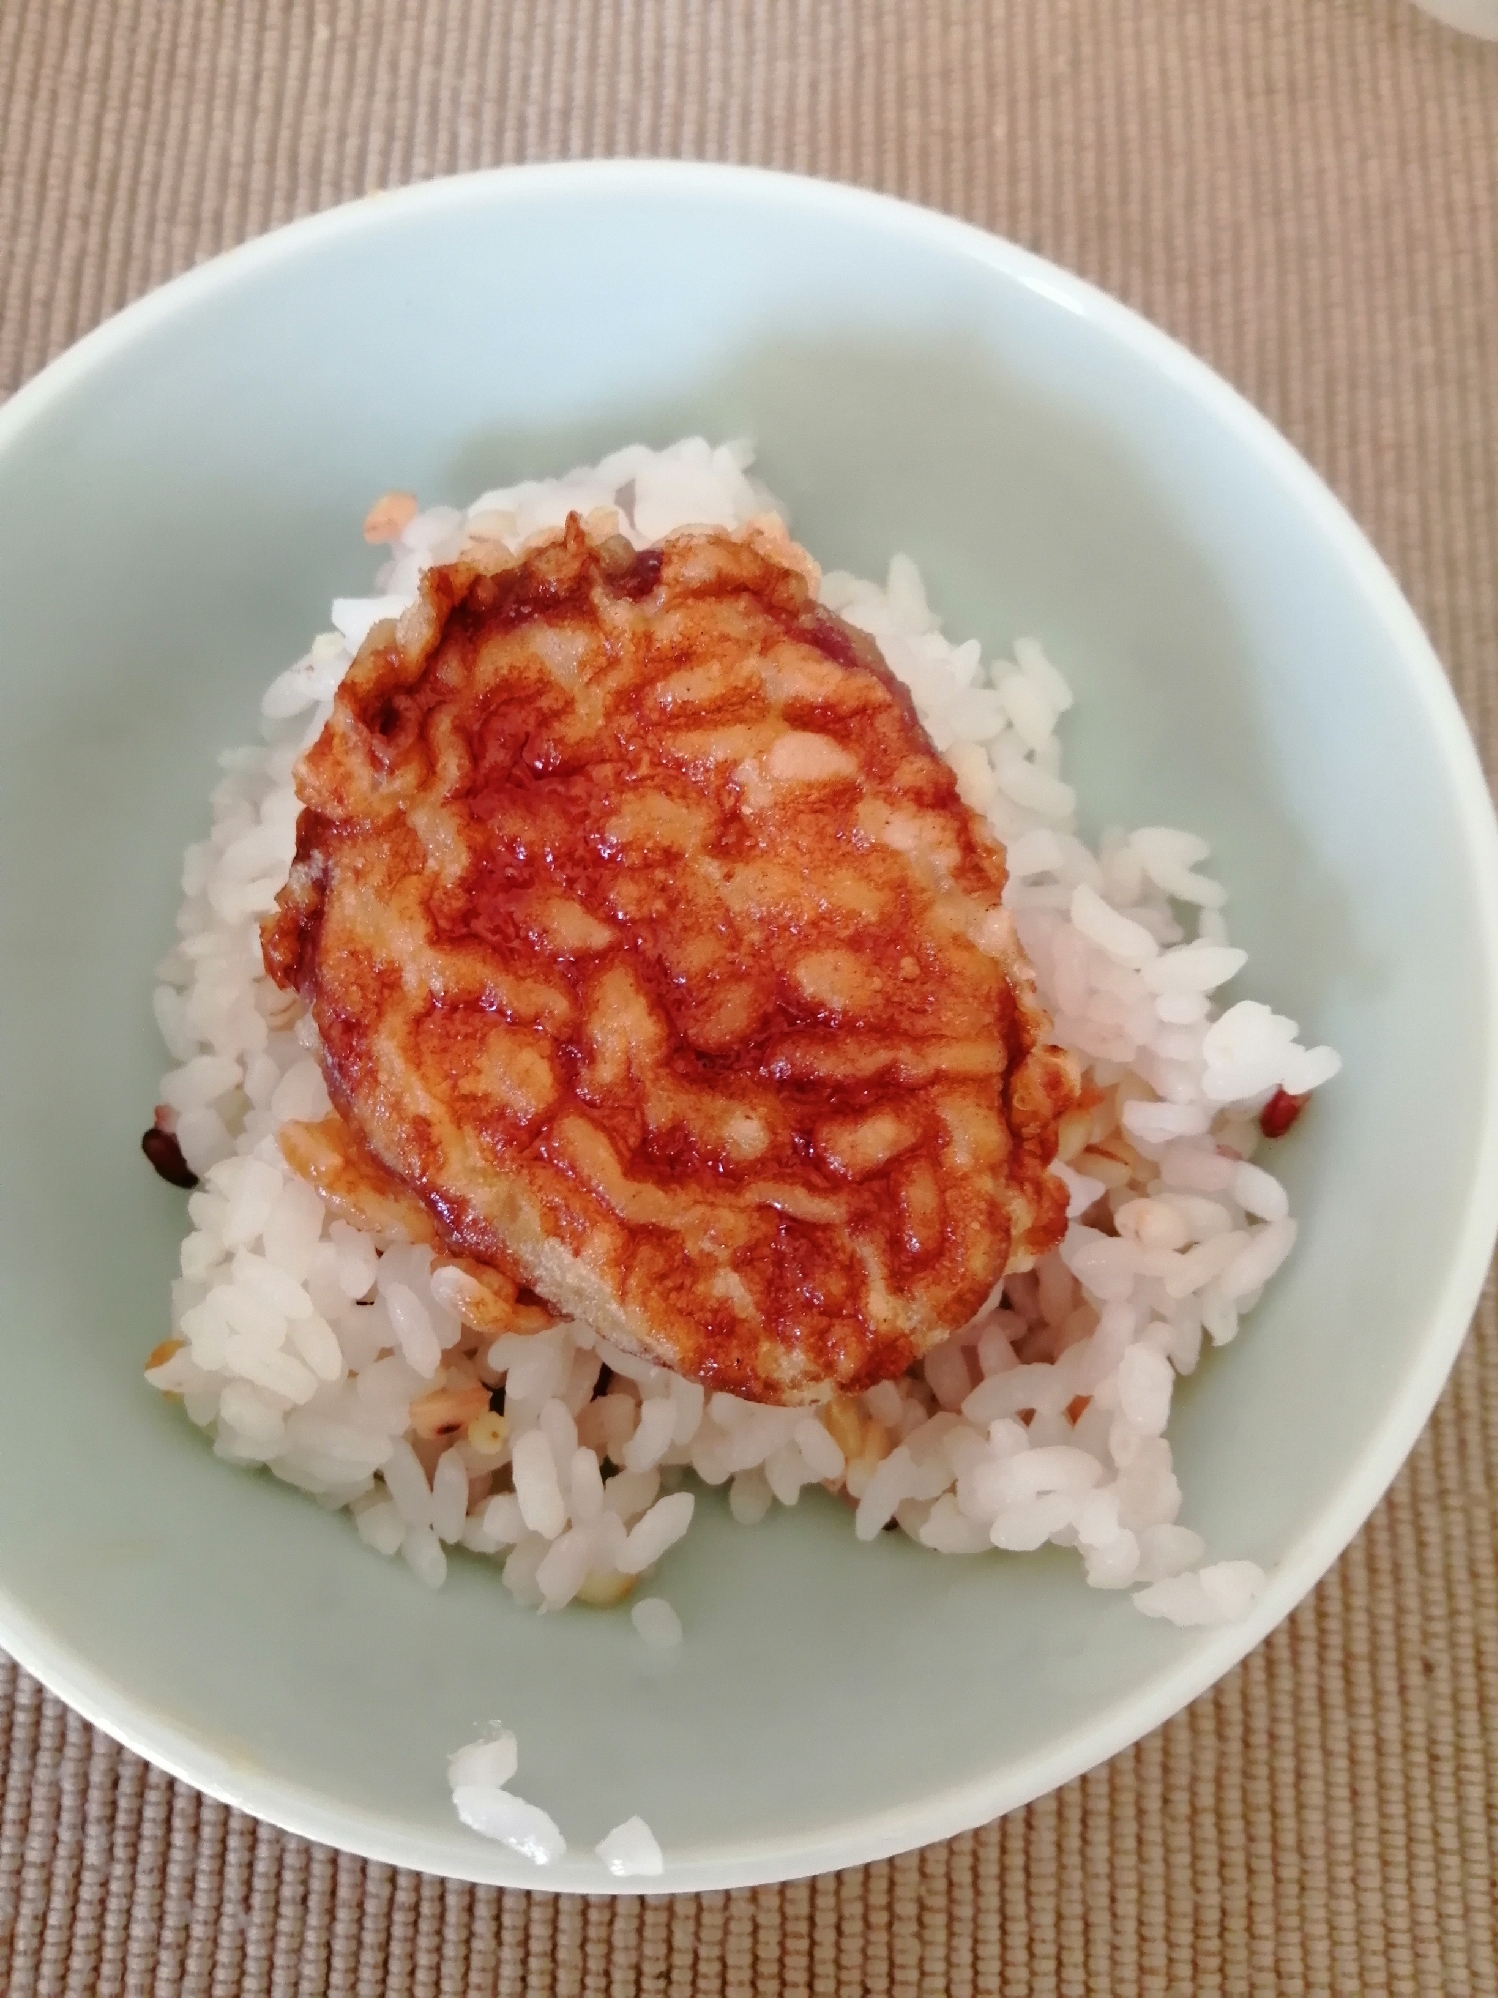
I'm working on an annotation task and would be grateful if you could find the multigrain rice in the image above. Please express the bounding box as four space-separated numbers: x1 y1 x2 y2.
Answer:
145 439 1341 1628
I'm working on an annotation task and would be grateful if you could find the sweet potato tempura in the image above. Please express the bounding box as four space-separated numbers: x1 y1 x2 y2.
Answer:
262 515 1076 1402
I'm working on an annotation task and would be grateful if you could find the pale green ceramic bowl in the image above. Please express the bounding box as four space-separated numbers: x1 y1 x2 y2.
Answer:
1 163 1495 1893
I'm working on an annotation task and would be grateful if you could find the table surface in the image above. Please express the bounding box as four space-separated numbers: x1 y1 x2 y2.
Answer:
1 2 1495 1993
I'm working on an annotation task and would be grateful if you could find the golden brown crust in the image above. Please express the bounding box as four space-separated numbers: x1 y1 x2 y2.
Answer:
277 1111 555 1335
278 1111 443 1246
263 517 1076 1402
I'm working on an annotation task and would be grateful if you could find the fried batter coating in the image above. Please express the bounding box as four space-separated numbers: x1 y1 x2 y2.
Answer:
277 1110 555 1336
263 516 1076 1402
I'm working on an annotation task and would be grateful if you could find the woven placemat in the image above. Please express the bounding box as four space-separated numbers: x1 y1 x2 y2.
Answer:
2 2 1495 1991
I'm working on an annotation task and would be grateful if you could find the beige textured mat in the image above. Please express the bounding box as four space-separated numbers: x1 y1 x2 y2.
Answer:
2 1 1495 1991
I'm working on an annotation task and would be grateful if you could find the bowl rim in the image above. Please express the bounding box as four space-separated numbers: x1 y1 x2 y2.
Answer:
2 155 1497 1890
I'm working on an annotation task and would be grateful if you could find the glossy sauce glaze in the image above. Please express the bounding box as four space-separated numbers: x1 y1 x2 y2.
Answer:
263 516 1075 1402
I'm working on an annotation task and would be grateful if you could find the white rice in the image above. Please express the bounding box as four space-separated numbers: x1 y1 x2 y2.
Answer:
449 1783 566 1864
596 1815 666 1878
445 1727 566 1861
146 437 1341 1636
447 1731 519 1791
631 1596 684 1650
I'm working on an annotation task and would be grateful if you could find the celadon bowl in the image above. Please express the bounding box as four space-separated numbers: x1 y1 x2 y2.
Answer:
1 162 1495 1893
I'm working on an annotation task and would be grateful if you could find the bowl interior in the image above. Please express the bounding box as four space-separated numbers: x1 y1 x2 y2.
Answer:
0 163 1493 1890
